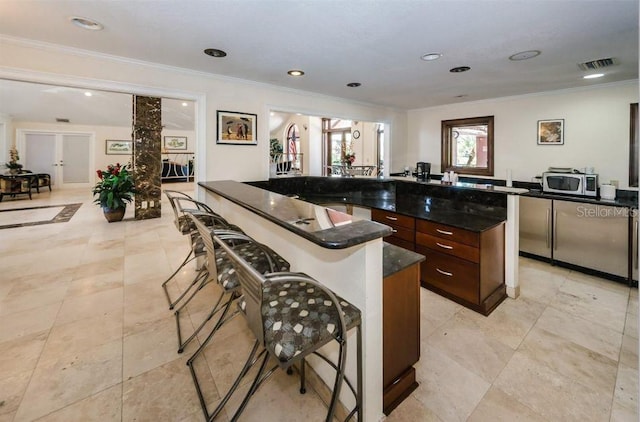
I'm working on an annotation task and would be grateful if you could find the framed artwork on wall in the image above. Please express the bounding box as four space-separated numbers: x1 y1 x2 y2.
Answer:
537 119 564 145
216 110 257 145
163 136 188 150
105 139 132 155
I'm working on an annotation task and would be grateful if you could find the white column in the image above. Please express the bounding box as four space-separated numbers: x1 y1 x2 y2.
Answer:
505 194 520 298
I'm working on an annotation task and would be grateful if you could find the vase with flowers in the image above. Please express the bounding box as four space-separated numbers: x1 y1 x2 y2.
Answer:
92 163 135 222
343 151 356 168
5 147 23 174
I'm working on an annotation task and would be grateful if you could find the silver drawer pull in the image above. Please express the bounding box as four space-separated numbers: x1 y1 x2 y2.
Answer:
436 228 453 235
436 242 453 250
436 268 453 277
385 216 398 221
391 229 398 233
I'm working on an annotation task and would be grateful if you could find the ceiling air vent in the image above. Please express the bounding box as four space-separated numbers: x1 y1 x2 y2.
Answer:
56 118 70 123
578 57 618 71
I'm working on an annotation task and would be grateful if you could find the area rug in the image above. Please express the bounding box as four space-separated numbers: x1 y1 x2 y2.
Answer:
0 203 82 230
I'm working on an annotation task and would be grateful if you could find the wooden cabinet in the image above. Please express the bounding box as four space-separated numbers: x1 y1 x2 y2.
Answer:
372 209 415 251
383 259 420 415
415 219 506 315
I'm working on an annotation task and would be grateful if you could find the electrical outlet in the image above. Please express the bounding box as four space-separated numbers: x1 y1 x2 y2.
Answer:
141 201 147 209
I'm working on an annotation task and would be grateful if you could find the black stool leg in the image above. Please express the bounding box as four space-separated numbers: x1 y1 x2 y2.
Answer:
299 359 306 394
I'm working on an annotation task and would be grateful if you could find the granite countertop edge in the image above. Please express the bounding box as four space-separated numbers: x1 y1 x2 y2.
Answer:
383 242 426 278
199 181 392 250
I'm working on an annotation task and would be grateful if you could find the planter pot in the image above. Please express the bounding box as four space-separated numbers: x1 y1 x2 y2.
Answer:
102 206 126 223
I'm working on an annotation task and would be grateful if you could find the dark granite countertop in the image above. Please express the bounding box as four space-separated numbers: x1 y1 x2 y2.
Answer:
252 176 508 233
383 242 426 278
522 190 638 209
199 180 392 249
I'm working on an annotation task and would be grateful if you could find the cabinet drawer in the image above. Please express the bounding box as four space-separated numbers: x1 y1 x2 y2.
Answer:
390 225 415 242
416 219 478 247
416 246 479 304
415 232 479 263
372 209 415 230
386 236 415 251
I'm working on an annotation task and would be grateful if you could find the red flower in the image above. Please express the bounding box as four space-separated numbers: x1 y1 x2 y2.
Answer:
96 170 103 180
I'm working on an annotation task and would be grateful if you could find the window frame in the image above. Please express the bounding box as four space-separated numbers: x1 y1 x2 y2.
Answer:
441 115 494 176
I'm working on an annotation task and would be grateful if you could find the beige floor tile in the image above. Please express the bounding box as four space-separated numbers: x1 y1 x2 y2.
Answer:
613 364 639 416
518 261 567 305
619 334 639 370
123 315 195 379
624 311 639 339
14 340 122 422
566 270 632 296
426 312 514 383
610 399 640 422
384 395 443 421
494 352 612 422
5 272 73 297
0 303 60 343
535 306 623 361
40 310 123 360
420 288 461 339
65 270 123 298
0 412 16 422
35 383 122 422
413 343 490 422
54 286 123 326
457 295 546 350
72 256 124 280
549 278 629 333
519 327 618 395
123 251 172 285
0 330 48 379
0 370 31 416
467 386 547 422
628 293 638 316
0 281 70 317
122 354 216 422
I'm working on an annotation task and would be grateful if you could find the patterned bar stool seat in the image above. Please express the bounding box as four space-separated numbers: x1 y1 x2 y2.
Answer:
210 232 363 422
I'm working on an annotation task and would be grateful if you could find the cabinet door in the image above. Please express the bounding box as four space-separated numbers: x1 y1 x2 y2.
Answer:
519 196 552 258
554 201 629 277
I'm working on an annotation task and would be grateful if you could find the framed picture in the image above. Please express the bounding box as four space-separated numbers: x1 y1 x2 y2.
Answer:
537 119 564 145
164 136 188 150
216 110 257 145
105 139 132 155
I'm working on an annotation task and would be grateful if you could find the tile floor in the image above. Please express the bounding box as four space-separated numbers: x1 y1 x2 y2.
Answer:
0 185 637 421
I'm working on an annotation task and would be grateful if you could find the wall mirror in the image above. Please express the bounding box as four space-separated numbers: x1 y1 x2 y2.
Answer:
441 115 494 176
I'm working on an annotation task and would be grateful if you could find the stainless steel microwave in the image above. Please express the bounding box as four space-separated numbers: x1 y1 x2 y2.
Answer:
542 172 598 197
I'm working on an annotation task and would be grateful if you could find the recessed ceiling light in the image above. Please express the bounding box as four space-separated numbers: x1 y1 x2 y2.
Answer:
583 73 605 79
509 50 541 61
204 48 227 58
181 102 188 107
69 16 103 31
450 66 471 73
288 70 305 76
421 53 442 61
346 82 361 87
84 91 92 97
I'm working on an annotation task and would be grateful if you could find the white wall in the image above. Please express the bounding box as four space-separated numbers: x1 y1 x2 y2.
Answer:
0 113 12 167
407 81 639 189
0 37 407 184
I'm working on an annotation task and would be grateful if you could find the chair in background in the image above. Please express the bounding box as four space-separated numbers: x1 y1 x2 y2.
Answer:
346 165 376 176
207 231 363 422
0 175 32 201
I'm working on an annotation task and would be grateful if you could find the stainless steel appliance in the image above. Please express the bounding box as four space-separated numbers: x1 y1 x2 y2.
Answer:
416 162 430 180
519 196 552 258
553 201 628 277
542 171 598 197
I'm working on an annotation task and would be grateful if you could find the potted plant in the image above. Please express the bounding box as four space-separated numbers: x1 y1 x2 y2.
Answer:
269 138 283 176
5 146 23 174
92 162 135 222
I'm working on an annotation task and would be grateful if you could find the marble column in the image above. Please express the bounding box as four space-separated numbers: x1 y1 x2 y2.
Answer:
132 95 162 220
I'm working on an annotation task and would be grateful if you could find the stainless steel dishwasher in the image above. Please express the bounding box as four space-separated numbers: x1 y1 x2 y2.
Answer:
519 196 552 258
554 201 629 278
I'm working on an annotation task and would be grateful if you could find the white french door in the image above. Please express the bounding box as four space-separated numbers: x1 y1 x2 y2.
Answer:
18 130 94 188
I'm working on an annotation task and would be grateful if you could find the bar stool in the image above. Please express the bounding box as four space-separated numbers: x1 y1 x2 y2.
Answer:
180 211 290 351
163 190 235 310
209 231 363 422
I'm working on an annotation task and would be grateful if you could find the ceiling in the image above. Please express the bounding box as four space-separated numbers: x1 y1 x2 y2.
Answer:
0 0 637 114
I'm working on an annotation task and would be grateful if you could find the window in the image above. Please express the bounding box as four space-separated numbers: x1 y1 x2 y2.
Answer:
286 123 300 160
322 118 352 175
441 116 494 176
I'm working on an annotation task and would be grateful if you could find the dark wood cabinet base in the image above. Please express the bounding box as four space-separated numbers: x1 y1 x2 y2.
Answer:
383 367 419 416
420 280 507 316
